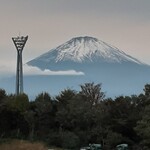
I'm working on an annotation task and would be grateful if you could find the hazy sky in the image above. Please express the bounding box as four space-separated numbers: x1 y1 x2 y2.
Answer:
0 0 150 74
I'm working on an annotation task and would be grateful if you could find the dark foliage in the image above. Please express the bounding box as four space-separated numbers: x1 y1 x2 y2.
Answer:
0 83 150 149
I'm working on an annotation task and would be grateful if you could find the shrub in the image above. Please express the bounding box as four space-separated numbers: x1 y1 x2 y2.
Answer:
61 131 80 149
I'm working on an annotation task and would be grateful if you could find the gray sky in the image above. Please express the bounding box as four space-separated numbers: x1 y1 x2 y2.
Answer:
0 0 150 74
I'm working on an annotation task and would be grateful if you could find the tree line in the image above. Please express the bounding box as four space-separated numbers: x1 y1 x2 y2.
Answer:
0 83 150 149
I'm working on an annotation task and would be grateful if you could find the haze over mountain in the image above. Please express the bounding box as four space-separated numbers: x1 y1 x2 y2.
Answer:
1 36 150 98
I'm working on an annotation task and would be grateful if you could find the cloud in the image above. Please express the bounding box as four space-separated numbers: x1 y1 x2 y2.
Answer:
0 64 84 78
23 65 85 76
0 65 15 77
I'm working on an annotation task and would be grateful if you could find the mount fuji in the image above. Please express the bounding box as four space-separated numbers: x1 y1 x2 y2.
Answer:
25 36 150 97
27 36 143 69
1 36 150 98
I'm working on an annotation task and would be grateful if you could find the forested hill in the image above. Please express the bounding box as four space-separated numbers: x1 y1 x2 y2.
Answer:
0 83 150 149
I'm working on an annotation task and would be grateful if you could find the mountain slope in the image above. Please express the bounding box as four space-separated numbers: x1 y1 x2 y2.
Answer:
27 36 144 70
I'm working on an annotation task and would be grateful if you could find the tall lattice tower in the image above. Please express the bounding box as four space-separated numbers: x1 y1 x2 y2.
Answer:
12 35 28 95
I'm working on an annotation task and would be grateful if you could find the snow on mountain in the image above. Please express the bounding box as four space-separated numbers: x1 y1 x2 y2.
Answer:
32 36 143 65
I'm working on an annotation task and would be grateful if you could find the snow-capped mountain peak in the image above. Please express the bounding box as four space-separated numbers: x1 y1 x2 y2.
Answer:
35 36 142 64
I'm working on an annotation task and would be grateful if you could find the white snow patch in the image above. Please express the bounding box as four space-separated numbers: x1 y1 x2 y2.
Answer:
44 36 143 64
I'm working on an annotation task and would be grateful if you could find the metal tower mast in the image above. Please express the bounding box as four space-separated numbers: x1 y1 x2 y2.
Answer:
12 35 28 95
